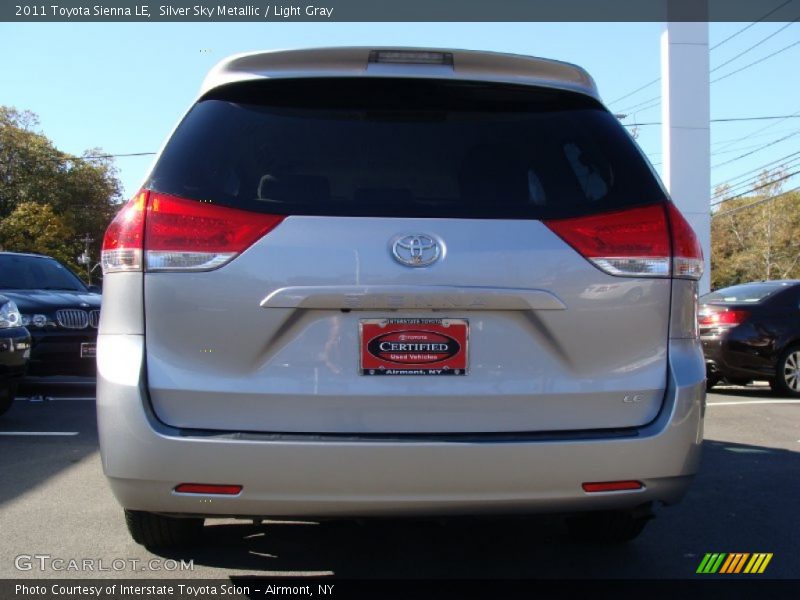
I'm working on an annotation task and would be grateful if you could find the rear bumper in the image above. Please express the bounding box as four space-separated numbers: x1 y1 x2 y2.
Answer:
97 334 705 517
701 336 724 371
1 327 31 384
27 330 97 378
701 333 772 381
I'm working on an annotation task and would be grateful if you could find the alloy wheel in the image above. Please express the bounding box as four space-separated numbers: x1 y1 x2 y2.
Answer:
783 350 800 392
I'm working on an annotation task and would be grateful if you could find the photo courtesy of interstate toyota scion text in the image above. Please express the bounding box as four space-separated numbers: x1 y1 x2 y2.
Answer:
97 47 706 548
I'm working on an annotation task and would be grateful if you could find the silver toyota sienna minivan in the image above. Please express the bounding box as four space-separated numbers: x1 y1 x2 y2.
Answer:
97 47 706 548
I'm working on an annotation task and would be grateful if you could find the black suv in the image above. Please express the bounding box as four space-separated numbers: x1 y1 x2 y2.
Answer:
0 252 101 381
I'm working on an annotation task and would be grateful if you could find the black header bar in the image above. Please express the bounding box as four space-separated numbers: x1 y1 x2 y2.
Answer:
4 0 800 23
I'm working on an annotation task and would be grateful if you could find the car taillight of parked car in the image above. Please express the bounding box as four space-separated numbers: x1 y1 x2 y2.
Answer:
698 308 750 330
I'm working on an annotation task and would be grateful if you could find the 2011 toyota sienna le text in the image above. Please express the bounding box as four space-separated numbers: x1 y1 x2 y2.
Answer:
97 47 706 548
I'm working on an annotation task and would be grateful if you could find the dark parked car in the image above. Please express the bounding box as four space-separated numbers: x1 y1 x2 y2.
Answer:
0 252 101 381
0 293 31 415
700 280 800 396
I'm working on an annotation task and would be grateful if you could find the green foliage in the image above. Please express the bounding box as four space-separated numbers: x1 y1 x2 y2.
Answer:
0 202 77 267
0 106 122 279
711 170 800 290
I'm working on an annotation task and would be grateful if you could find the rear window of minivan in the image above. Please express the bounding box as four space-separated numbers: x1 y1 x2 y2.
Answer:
147 78 666 220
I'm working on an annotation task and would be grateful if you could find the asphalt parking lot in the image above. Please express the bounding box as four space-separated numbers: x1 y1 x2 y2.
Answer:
0 384 798 580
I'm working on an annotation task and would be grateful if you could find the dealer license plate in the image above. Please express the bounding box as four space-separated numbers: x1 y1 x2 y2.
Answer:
359 318 468 376
80 342 97 358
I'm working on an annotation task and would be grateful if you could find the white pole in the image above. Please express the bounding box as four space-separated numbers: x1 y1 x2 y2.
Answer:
661 21 711 293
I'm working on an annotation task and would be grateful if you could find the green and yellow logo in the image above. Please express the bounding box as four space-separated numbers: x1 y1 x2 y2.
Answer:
696 553 773 574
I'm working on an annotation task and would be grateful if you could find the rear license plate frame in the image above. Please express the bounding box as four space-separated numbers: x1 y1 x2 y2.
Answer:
359 318 468 376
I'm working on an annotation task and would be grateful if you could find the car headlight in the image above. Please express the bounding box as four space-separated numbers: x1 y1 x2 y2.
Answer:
0 300 22 329
21 313 50 328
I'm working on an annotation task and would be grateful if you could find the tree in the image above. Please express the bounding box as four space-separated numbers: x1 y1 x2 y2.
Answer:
0 106 122 277
711 169 800 289
0 202 77 267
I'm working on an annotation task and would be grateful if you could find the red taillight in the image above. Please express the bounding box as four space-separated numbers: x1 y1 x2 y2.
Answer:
543 202 703 280
698 308 750 328
666 202 704 280
101 190 147 273
174 483 242 495
544 204 671 278
145 192 285 271
101 190 285 273
582 480 644 493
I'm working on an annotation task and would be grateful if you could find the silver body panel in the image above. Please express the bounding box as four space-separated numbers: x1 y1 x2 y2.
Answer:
143 217 670 433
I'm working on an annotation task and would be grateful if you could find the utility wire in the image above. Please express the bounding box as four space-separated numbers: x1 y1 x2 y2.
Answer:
712 158 800 198
712 108 800 154
710 169 800 207
712 156 800 193
644 128 800 157
608 78 660 106
710 139 799 158
712 149 800 190
713 160 800 198
713 122 800 146
47 152 156 163
610 0 793 108
626 98 661 118
621 33 800 119
710 20 797 73
624 115 800 128
712 130 800 169
711 39 800 84
622 65 800 116
617 94 660 116
609 0 797 112
713 184 800 219
710 0 794 50
3 152 157 169
647 138 797 160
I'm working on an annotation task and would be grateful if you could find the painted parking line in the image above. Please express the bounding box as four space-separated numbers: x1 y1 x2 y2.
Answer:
16 397 95 402
0 431 79 436
707 400 800 407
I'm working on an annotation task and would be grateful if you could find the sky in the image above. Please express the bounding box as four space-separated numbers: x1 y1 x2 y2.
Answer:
1 21 799 203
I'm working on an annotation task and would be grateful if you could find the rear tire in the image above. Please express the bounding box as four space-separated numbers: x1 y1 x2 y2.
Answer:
0 383 17 416
705 374 720 391
566 505 653 543
124 510 204 548
771 345 800 398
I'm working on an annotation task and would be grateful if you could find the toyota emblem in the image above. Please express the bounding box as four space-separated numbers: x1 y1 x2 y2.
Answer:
392 234 441 267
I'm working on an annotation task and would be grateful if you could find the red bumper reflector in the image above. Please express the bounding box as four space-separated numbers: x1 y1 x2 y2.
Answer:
174 483 242 495
582 480 644 493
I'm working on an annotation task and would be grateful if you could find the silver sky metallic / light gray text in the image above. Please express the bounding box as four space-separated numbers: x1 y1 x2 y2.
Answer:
157 5 334 18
